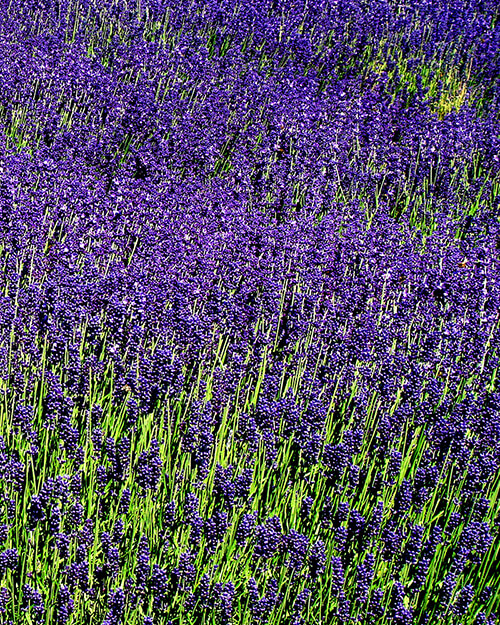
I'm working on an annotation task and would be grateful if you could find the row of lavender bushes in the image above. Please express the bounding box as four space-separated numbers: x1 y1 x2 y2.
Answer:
1 0 500 623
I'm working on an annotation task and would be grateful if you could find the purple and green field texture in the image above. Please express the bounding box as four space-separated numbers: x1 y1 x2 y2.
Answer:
0 1 500 623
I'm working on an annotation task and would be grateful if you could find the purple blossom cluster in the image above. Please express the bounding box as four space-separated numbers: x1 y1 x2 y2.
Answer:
0 0 499 624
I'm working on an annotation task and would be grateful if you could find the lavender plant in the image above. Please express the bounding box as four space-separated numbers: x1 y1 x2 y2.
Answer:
0 0 499 623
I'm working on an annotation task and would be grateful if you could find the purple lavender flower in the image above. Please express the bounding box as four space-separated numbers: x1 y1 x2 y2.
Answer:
323 443 350 481
173 551 196 590
292 587 310 625
67 502 84 530
184 492 200 524
401 524 424 565
205 509 229 553
330 557 345 596
55 533 71 559
413 557 430 591
387 449 403 483
337 593 351 624
320 496 334 528
308 539 327 581
247 577 279 624
163 500 176 528
334 502 350 526
56 585 74 625
197 573 212 610
440 571 458 608
365 500 384 543
382 523 403 562
355 553 375 603
422 525 443 559
22 585 45 624
253 516 282 560
300 495 314 519
394 479 413 514
96 465 108 498
113 519 124 545
452 584 475 617
189 514 204 549
391 581 413 625
0 549 18 576
348 463 360 489
64 560 89 592
106 547 120 580
0 586 10 615
459 521 493 558
103 587 125 625
235 466 254 500
285 529 309 570
134 535 150 596
236 511 257 547
445 511 461 535
219 580 235 625
118 488 131 515
480 586 493 604
0 525 8 545
333 526 348 552
151 565 169 612
28 495 45 529
344 510 364 550
136 439 162 493
213 464 235 508
368 588 385 619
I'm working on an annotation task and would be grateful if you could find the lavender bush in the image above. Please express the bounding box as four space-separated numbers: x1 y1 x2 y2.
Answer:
0 0 499 623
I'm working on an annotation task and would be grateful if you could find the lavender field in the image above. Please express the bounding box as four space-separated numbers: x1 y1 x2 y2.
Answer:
0 1 500 623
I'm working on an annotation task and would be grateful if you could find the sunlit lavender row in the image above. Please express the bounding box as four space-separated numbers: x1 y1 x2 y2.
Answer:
0 1 499 624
